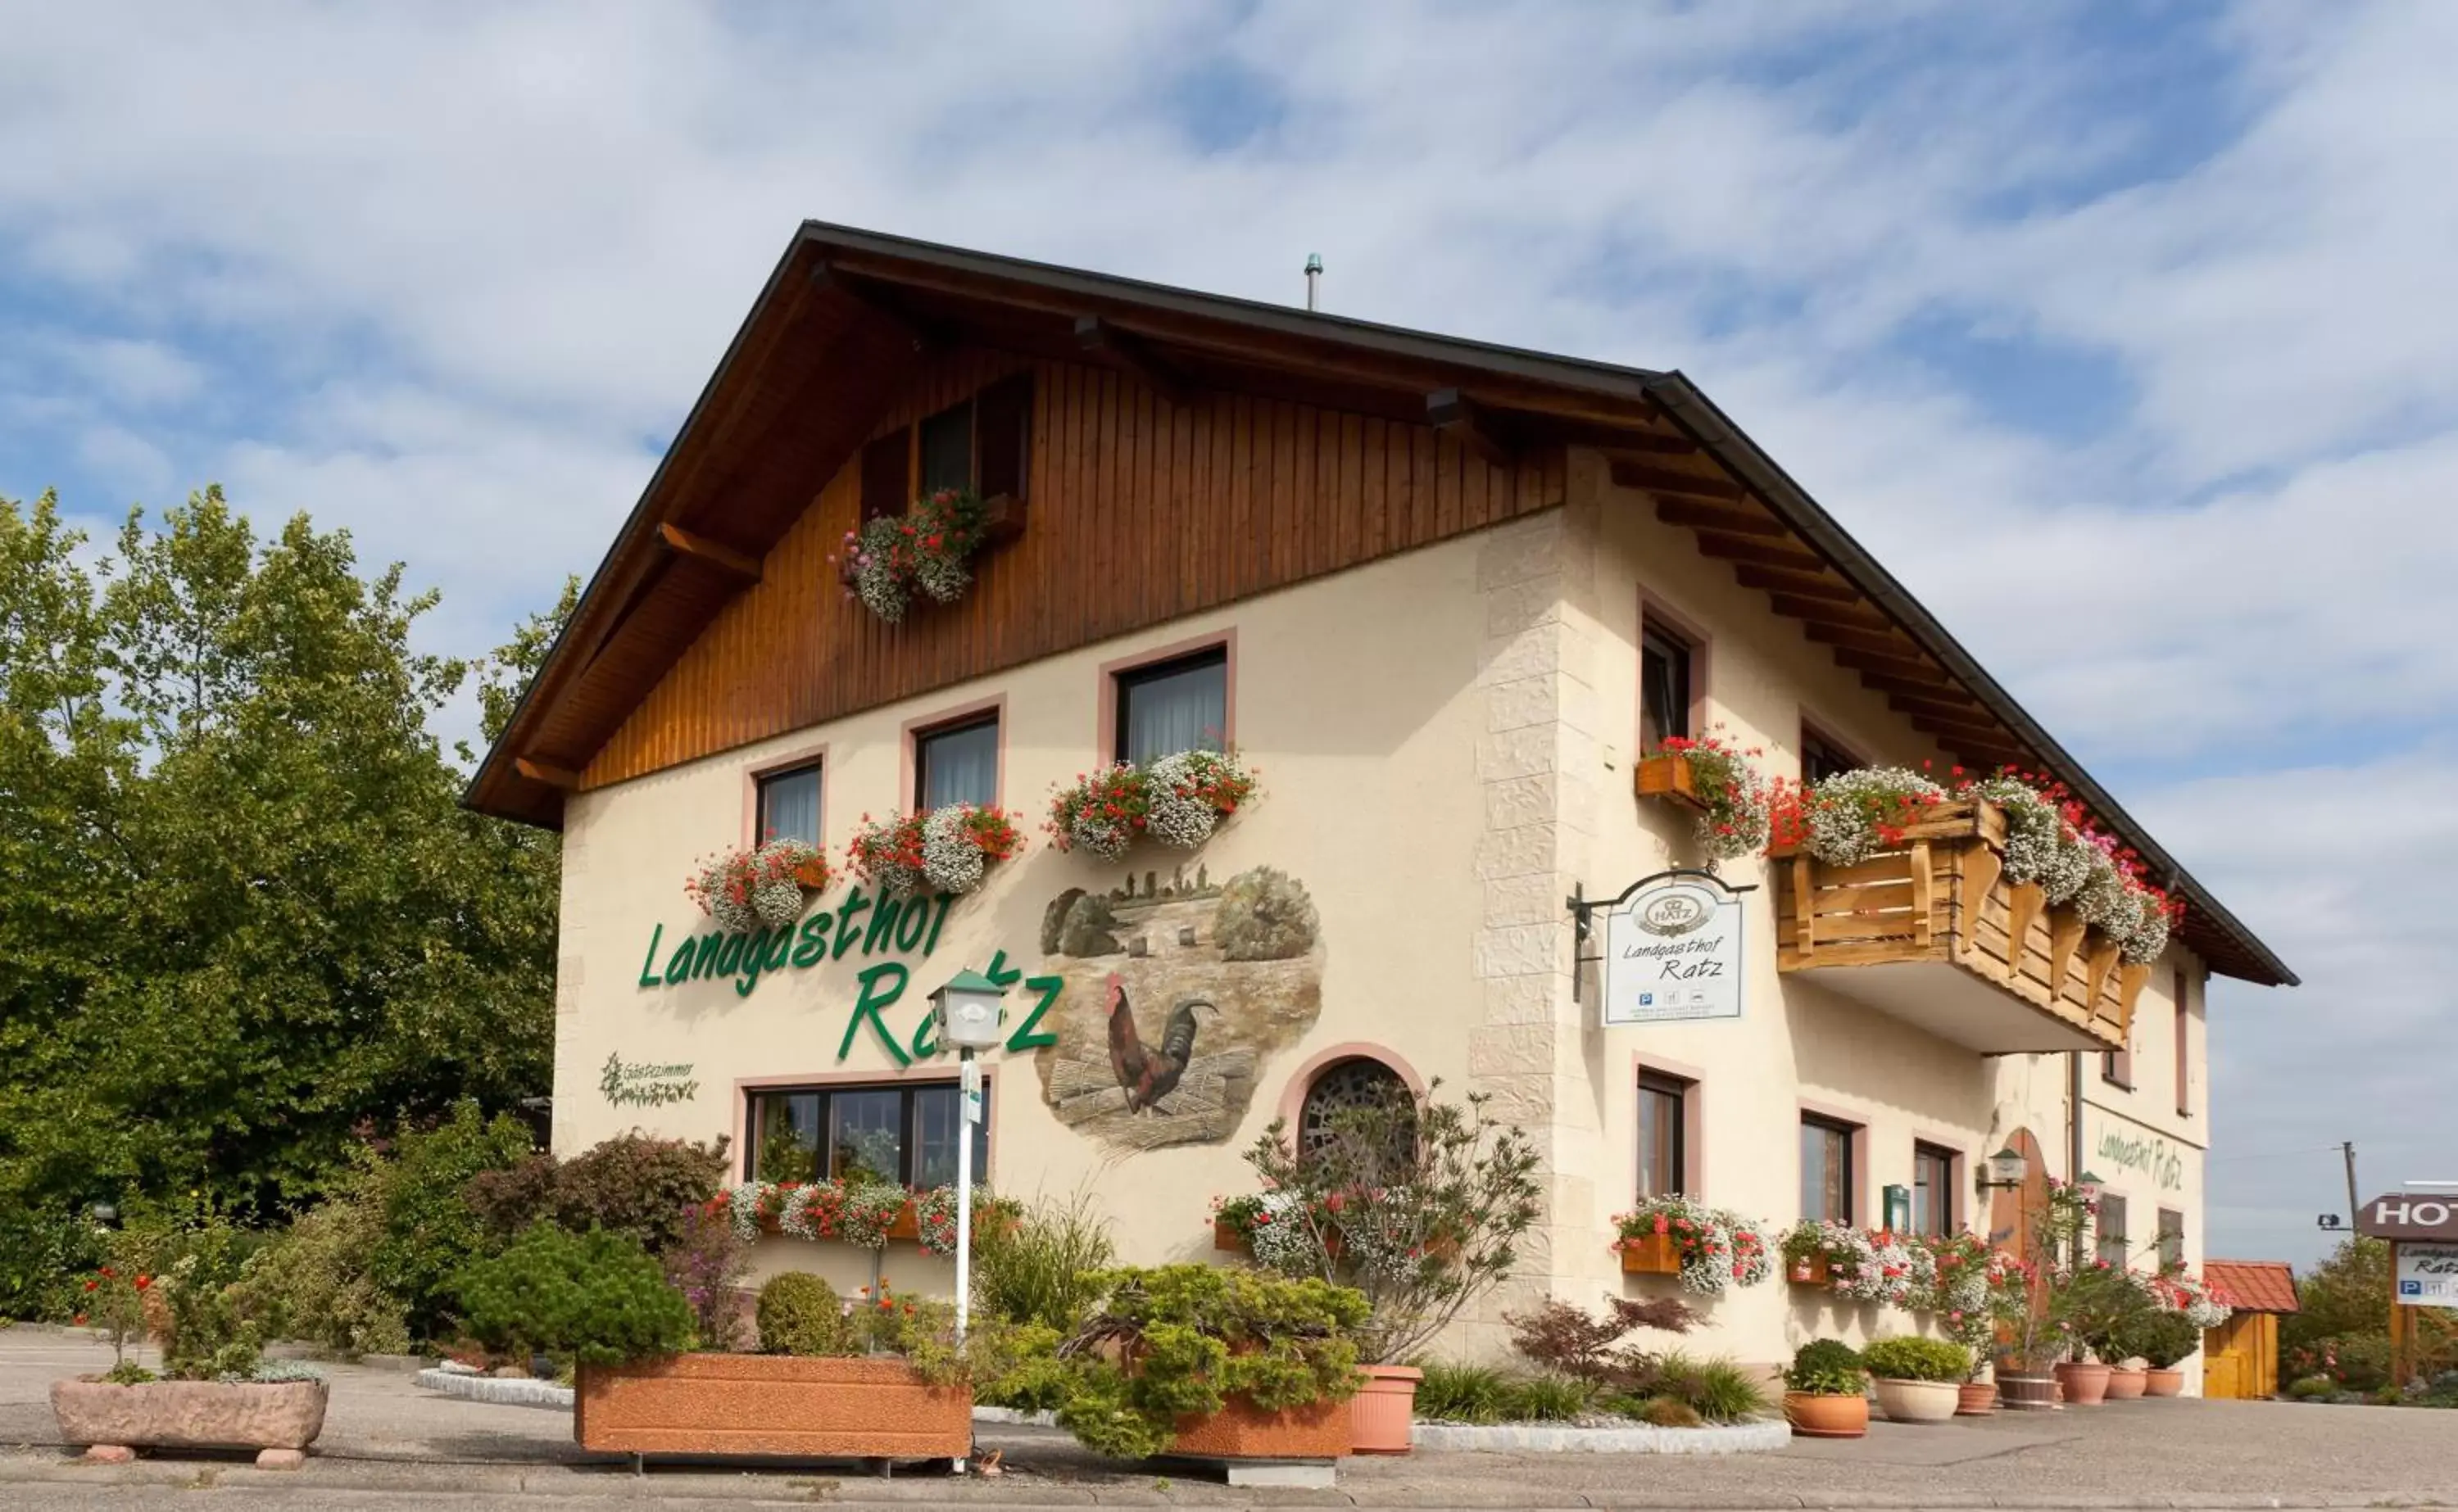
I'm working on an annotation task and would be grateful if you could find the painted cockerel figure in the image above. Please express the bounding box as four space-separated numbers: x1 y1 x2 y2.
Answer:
1104 971 1218 1114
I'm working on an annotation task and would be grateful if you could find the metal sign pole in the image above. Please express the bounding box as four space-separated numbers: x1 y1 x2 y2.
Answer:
955 1048 977 1342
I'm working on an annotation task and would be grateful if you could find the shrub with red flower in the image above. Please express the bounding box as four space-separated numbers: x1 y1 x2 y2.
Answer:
1658 728 1771 862
852 804 1022 899
685 838 828 933
835 489 993 623
1613 1196 1775 1295
1045 750 1258 860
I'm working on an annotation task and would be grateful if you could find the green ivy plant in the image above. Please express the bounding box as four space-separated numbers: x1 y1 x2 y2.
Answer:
1055 1264 1368 1460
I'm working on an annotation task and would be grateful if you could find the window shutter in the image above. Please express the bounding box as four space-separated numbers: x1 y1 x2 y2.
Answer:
861 427 911 522
975 372 1032 501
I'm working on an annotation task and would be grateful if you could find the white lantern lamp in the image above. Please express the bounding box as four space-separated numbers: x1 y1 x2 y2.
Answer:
931 969 1009 1052
1977 1145 2028 1192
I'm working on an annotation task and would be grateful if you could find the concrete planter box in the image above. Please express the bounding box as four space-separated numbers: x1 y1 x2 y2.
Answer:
52 1378 328 1467
1169 1393 1352 1460
574 1355 971 1460
1871 1377 1961 1423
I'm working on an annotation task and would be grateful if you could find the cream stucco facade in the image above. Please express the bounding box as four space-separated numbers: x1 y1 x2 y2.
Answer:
551 448 2211 1379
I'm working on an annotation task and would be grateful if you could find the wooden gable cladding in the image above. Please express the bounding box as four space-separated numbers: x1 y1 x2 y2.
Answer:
579 348 1566 790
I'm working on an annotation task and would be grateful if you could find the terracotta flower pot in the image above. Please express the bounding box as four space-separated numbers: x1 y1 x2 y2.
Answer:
1347 1365 1420 1455
2103 1366 2147 1401
1783 1391 1869 1439
575 1355 970 1460
1997 1374 2058 1411
1956 1381 1998 1415
1871 1378 1960 1424
2143 1368 2185 1398
2053 1360 2111 1406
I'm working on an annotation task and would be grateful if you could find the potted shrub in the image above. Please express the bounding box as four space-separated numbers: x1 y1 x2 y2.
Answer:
1781 1339 1869 1439
1055 1264 1367 1463
685 838 829 932
2132 1311 2201 1397
51 1261 330 1468
1862 1337 1970 1424
1236 1081 1542 1453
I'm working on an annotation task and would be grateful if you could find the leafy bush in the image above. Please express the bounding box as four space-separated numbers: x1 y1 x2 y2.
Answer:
161 1262 262 1382
975 1193 1115 1334
1783 1339 1866 1396
1860 1336 1970 1384
467 1134 730 1259
1499 1373 1591 1422
231 1158 410 1356
1504 1294 1695 1390
1653 1351 1773 1422
455 1225 694 1366
0 1206 104 1322
756 1272 854 1357
660 1199 749 1352
973 1322 1073 1412
372 1101 534 1338
2124 1309 2201 1370
2287 1374 2339 1401
1056 1265 1367 1460
1639 1395 1703 1428
1240 1082 1540 1364
1416 1361 1516 1424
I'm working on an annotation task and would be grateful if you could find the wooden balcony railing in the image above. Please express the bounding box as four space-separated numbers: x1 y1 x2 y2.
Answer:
1771 801 2143 1054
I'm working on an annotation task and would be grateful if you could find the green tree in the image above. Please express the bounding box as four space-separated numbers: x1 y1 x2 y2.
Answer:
0 487 570 1304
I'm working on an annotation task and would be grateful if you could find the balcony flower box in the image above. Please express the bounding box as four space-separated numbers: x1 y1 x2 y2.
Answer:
574 1354 971 1460
1617 1231 1680 1276
1787 1253 1832 1286
52 1378 329 1468
1633 753 1704 809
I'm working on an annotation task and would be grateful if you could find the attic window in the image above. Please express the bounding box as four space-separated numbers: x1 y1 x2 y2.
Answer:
858 372 1034 523
918 401 973 495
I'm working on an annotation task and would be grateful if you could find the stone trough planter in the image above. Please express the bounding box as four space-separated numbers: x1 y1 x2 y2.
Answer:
574 1354 971 1462
51 1378 329 1469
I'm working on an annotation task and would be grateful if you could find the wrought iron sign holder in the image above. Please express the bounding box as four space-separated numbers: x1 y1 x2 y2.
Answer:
1566 867 1756 1004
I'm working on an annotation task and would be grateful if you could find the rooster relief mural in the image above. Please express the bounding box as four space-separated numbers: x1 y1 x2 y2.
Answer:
1033 864 1323 1152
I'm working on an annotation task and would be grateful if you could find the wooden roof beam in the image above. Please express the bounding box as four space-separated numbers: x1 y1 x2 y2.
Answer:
1768 594 1894 632
1857 670 1984 705
1610 459 1747 501
1802 621 1928 659
514 757 582 790
1830 647 1958 686
1731 564 1862 603
1911 710 2020 745
810 261 949 354
1425 388 1514 467
1076 316 1193 406
1655 498 1787 538
656 523 762 585
1694 532 1828 574
1889 690 2000 726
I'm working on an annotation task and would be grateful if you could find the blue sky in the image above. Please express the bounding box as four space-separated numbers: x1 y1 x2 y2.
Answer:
4 1 2451 1265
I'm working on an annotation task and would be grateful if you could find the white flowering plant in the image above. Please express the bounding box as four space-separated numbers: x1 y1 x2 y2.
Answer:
685 838 828 932
1045 749 1258 858
1614 1197 1775 1296
1958 769 2184 965
833 489 994 624
1657 729 1771 862
1768 767 1948 867
2150 1267 2233 1329
846 804 1023 899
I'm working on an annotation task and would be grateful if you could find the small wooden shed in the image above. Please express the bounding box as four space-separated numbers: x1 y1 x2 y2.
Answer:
2202 1259 2299 1400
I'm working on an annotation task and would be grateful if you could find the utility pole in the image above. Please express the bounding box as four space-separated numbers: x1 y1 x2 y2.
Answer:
2342 1142 2361 1226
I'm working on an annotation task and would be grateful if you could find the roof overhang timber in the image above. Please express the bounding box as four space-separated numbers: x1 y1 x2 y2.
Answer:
465 221 2296 989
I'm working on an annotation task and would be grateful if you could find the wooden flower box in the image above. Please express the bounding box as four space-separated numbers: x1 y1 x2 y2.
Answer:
1214 1219 1250 1254
1787 1254 1833 1286
1633 754 1704 809
1617 1232 1680 1276
574 1355 972 1460
755 1197 923 1245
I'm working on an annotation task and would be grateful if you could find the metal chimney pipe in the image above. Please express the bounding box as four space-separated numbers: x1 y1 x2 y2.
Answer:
1304 253 1322 311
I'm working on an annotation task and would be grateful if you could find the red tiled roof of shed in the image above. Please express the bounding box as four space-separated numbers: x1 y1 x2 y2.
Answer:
2206 1259 2299 1314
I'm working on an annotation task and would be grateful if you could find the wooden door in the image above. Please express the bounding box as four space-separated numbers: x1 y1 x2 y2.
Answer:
2202 1315 2265 1400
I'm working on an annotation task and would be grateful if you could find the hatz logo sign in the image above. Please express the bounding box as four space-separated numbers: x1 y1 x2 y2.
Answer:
1603 878 1744 1025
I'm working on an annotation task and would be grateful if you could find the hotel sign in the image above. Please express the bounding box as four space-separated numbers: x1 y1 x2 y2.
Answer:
2357 1193 2458 1243
1601 874 1745 1026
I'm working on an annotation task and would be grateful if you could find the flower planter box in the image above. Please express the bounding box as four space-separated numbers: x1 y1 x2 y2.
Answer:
1871 1378 1959 1424
574 1355 971 1460
1787 1254 1832 1286
755 1198 922 1246
1168 1392 1351 1461
1782 1391 1867 1439
1213 1219 1250 1254
1617 1232 1680 1276
1348 1365 1419 1455
52 1378 329 1467
2143 1368 2184 1397
1633 754 1705 810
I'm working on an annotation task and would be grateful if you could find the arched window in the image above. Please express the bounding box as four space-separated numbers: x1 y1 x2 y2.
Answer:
1298 1057 1415 1177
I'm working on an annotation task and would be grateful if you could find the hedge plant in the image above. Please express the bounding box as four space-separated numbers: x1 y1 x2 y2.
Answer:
455 1225 694 1366
1859 1335 1970 1383
1781 1338 1866 1396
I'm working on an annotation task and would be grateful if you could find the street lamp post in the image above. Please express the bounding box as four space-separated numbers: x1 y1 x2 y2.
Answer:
927 970 1009 1343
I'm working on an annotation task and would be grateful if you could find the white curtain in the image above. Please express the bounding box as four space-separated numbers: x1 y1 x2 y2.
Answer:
1122 658 1226 764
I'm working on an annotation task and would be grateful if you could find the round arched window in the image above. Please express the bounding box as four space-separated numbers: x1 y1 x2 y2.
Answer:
1298 1057 1415 1174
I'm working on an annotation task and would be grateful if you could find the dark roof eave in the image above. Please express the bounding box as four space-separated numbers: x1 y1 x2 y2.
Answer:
1644 374 2297 989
